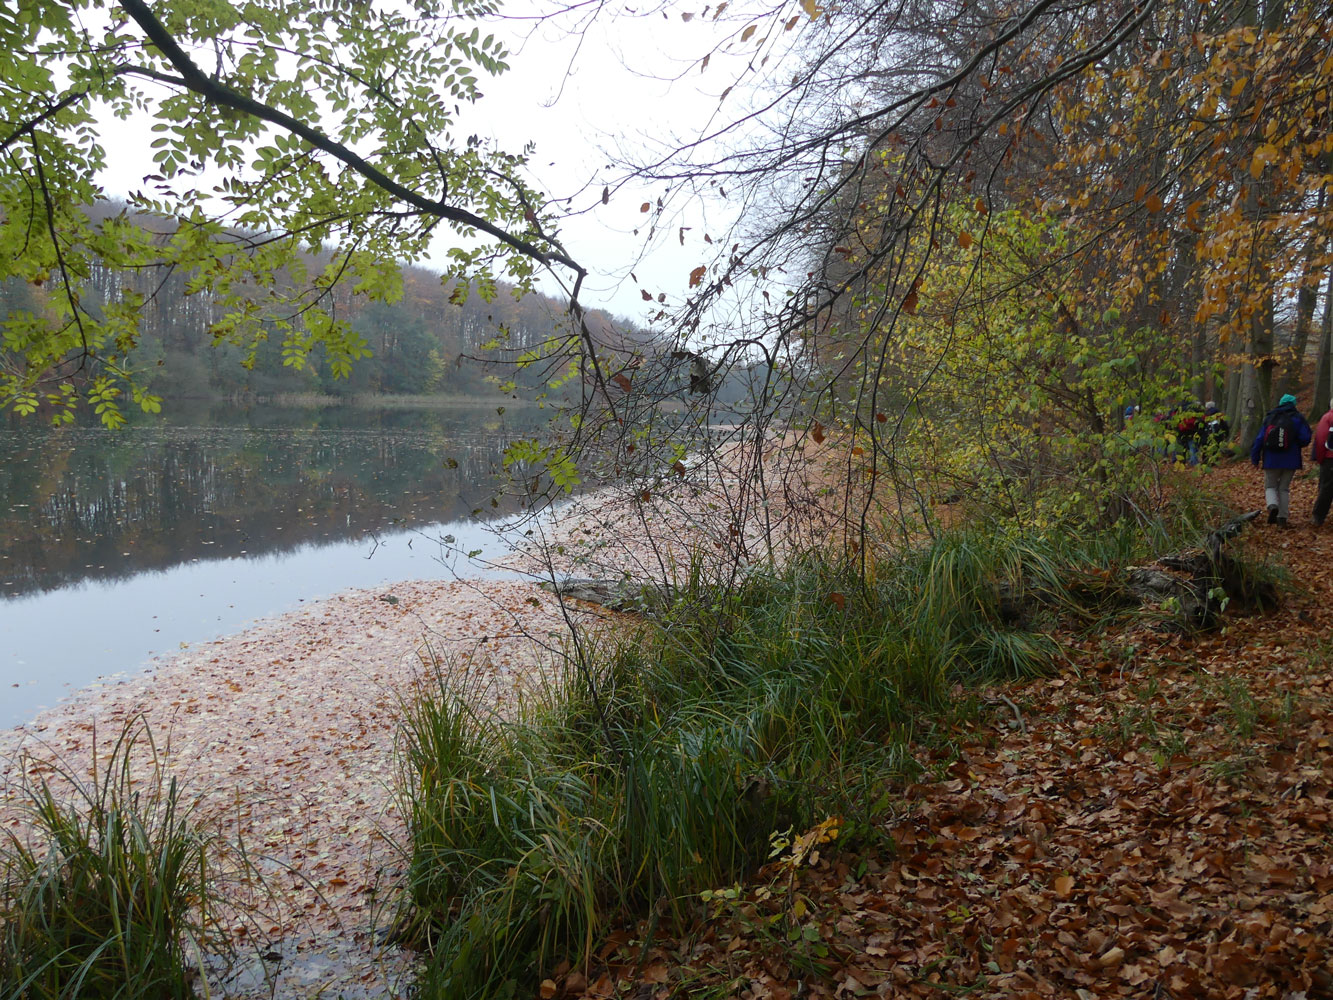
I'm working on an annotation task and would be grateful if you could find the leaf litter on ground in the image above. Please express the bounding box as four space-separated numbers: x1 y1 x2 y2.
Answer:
0 578 614 998
544 467 1333 1000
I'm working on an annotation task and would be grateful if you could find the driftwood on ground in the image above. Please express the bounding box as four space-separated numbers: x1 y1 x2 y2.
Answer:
541 512 1273 633
538 577 670 614
1124 509 1273 628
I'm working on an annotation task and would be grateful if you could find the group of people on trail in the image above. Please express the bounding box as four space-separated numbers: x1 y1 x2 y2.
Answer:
1249 393 1333 528
1149 400 1230 465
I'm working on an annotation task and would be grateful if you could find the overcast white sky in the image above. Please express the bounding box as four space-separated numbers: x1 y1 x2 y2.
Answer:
90 2 773 321
446 4 760 319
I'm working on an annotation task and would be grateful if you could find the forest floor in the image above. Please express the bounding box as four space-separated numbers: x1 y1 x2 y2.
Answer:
547 463 1333 1000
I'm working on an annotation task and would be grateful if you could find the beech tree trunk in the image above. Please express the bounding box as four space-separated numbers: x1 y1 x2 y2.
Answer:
1277 190 1327 403
1309 251 1333 421
1248 279 1276 444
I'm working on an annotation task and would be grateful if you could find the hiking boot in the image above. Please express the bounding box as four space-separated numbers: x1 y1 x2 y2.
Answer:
1268 505 1279 524
1278 516 1289 528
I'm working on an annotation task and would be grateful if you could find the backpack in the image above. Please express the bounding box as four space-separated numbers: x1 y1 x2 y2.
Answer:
1325 421 1333 453
1263 410 1298 451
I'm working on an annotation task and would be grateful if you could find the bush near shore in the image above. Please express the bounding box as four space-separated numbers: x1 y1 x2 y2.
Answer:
0 726 217 1000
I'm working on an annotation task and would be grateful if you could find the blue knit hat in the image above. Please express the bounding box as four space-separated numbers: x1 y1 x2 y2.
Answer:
1280 393 1297 406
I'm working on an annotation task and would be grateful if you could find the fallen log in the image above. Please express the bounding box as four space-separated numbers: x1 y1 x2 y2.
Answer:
1125 509 1273 629
544 511 1273 632
538 577 669 614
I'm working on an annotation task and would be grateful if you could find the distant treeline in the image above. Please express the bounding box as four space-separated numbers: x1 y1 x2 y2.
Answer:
0 201 652 403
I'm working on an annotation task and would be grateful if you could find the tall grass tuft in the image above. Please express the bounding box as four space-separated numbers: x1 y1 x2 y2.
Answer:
397 512 1210 1000
0 723 215 1000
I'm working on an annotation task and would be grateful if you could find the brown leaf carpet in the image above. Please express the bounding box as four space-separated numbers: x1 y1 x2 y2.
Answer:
552 465 1333 1000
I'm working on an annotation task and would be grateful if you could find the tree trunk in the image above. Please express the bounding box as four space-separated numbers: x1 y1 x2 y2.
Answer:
1191 325 1207 403
1277 190 1327 402
1204 318 1223 409
1225 365 1244 444
1248 277 1276 444
1238 351 1260 447
1313 263 1333 421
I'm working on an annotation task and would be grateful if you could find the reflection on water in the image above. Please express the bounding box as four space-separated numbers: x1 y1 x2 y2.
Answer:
0 402 547 728
1 402 542 598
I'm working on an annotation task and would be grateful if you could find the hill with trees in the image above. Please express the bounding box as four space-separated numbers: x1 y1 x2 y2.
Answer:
2 202 656 407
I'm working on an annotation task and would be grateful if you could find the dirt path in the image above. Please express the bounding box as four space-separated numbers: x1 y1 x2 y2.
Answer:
551 465 1333 1000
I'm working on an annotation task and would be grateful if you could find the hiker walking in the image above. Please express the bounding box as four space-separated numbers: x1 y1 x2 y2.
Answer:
1311 398 1333 527
1250 393 1313 527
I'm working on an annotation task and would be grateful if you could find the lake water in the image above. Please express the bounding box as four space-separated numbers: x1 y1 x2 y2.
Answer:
0 401 550 728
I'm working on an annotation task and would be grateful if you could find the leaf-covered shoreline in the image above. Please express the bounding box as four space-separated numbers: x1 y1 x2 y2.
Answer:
1 578 613 998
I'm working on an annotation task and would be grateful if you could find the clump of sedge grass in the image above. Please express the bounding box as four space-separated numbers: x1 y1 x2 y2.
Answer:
0 722 217 1000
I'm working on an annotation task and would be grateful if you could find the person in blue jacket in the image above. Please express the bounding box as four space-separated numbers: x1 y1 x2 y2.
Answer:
1250 393 1313 527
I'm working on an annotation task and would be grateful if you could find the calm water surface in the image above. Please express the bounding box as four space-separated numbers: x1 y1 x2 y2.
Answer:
1 402 549 728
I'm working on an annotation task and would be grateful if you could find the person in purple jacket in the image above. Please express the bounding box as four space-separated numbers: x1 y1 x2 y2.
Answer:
1250 393 1313 527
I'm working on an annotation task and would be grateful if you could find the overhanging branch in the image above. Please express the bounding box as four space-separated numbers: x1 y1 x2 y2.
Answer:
115 0 585 278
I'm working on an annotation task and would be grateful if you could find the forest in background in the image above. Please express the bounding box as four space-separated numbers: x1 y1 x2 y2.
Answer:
0 201 655 405
3 2 1333 999
656 0 1333 542
3 0 1329 537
